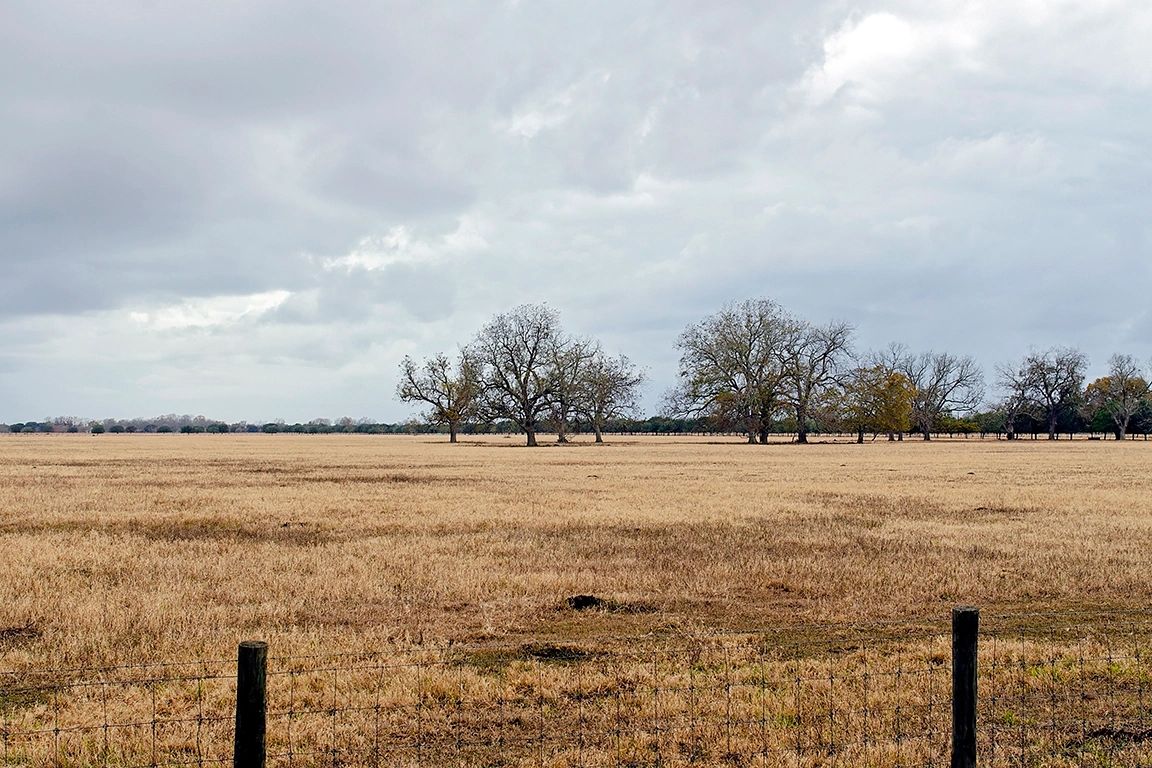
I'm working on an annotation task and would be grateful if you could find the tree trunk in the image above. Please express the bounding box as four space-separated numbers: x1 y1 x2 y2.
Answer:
857 428 864 444
921 426 931 441
594 427 603 444
526 428 537 447
887 432 895 442
758 426 770 444
449 423 458 443
1047 412 1058 440
795 406 808 444
1116 426 1125 441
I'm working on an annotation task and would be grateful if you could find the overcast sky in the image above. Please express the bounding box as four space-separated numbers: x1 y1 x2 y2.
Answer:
2 1 1150 422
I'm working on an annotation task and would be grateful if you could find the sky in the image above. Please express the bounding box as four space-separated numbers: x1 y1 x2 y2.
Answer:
2 0 1151 423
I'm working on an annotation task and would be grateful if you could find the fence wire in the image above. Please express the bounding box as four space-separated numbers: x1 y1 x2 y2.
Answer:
1 613 1149 767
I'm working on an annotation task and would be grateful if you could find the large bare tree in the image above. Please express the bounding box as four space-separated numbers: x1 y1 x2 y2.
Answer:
1010 347 1088 440
576 349 645 443
670 298 796 444
470 304 565 447
892 347 984 440
396 351 481 443
781 320 853 443
547 336 597 443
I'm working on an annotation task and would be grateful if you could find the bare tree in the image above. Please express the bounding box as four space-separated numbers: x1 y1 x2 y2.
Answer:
781 320 853 443
1015 347 1088 440
471 304 564 447
671 298 796 444
995 361 1035 440
397 352 481 443
576 349 645 443
897 350 984 440
547 336 597 443
1084 353 1149 440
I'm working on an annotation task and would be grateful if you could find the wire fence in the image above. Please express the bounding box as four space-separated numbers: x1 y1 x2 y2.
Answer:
1 609 1149 767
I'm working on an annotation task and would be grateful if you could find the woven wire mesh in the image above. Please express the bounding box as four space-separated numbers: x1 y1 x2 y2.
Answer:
981 612 1152 767
0 613 1149 767
0 658 235 766
260 634 951 768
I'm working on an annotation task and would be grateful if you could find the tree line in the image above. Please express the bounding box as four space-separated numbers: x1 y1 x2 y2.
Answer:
399 300 1152 445
0 416 422 435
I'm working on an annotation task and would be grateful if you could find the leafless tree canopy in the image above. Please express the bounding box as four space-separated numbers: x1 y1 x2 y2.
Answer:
672 299 792 442
396 352 482 443
781 320 853 444
447 304 647 446
670 299 852 443
576 350 646 443
547 336 598 444
994 359 1035 439
902 351 984 440
998 347 1088 440
469 304 564 447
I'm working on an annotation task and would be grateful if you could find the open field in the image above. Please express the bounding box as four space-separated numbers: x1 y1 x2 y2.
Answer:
1 434 1151 765
3 433 1151 665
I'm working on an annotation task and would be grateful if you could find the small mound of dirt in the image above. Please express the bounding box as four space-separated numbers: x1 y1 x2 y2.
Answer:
566 594 607 611
520 643 591 662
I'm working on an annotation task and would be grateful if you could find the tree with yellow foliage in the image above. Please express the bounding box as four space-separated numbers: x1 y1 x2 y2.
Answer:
1083 354 1150 440
839 365 914 443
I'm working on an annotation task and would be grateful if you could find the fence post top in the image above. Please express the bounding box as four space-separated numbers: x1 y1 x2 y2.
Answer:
952 605 979 616
238 640 268 651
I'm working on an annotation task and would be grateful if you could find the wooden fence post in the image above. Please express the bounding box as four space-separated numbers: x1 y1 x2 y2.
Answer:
234 640 268 768
951 606 979 768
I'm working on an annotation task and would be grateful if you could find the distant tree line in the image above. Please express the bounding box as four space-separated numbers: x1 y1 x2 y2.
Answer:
6 299 1150 444
0 414 723 437
0 415 429 436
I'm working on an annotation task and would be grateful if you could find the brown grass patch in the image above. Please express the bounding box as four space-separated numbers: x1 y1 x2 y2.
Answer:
1 434 1150 670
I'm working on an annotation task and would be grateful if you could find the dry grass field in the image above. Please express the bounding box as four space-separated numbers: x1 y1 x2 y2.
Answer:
1 433 1151 766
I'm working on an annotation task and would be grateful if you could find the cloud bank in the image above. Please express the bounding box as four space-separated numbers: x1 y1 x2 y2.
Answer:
2 1 1150 420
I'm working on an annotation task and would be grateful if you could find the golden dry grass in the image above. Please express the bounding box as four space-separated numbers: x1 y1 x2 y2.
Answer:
1 434 1151 766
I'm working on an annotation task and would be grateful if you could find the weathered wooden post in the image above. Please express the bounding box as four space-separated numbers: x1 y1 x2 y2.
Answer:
951 606 979 768
234 640 268 768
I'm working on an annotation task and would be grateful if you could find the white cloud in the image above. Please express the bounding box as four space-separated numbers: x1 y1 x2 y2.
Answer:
322 217 489 272
798 1 1152 113
798 11 980 107
129 290 292 331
